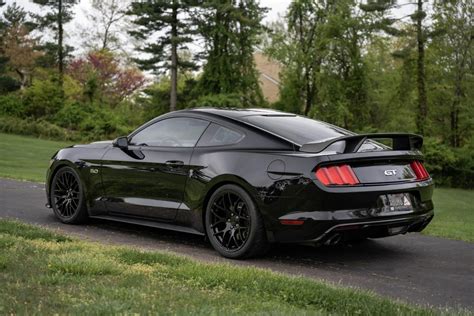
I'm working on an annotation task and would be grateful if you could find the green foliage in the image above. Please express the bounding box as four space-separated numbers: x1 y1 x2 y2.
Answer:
0 93 26 117
53 102 89 130
23 77 63 118
423 138 457 175
127 1 197 74
196 0 267 107
0 116 77 141
78 106 131 140
190 93 245 108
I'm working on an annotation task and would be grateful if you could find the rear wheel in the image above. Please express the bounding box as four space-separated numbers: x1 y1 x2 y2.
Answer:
205 184 268 259
50 166 88 224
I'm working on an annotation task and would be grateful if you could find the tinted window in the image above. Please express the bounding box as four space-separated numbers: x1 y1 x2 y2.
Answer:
131 118 209 147
243 115 351 145
197 123 244 147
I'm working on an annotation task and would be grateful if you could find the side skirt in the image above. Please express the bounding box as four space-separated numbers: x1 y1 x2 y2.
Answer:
89 215 205 236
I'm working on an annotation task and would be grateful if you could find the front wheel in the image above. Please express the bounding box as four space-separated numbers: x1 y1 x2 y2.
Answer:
205 184 269 259
50 166 88 224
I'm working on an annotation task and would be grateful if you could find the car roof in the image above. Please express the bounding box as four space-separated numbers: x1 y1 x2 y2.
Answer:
183 107 295 119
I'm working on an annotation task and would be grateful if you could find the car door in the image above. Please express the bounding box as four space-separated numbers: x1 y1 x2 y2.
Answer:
100 117 210 221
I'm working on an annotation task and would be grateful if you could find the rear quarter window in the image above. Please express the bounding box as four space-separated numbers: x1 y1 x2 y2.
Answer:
197 123 244 147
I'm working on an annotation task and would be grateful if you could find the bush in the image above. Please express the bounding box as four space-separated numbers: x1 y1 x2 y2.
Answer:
0 94 27 118
0 116 79 141
54 102 90 130
423 137 474 188
79 107 131 140
23 78 63 119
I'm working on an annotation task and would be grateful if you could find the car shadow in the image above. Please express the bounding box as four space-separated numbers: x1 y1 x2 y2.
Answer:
81 217 413 267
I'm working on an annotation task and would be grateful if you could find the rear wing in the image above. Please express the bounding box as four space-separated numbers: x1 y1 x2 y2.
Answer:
299 133 423 153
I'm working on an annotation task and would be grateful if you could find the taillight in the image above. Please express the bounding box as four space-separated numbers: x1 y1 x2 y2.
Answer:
410 160 430 180
315 164 360 186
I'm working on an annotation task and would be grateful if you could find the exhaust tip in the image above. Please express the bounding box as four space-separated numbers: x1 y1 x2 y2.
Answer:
324 233 342 246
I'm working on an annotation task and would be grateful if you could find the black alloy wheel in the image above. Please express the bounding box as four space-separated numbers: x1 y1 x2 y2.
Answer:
51 167 88 224
205 184 268 259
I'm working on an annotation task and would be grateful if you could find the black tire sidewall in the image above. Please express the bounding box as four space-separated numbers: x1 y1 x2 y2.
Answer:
205 184 263 259
50 166 87 224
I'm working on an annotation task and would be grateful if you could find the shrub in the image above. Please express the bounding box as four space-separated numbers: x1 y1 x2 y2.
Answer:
423 137 474 188
0 116 79 141
54 102 89 130
0 93 27 118
23 78 63 119
79 107 131 140
422 137 457 176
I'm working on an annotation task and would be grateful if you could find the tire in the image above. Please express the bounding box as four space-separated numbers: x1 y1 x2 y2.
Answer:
50 166 88 224
205 184 269 259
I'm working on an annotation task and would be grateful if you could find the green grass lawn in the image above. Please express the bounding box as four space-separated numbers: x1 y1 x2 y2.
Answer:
422 188 474 242
0 133 72 182
0 132 472 242
0 219 449 315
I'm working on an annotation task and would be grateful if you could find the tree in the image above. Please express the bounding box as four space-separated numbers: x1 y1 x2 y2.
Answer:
430 0 473 147
32 0 78 96
128 0 198 112
266 0 372 128
361 0 431 134
68 50 146 106
265 0 327 115
0 3 39 90
1 23 42 88
196 0 267 107
80 0 131 52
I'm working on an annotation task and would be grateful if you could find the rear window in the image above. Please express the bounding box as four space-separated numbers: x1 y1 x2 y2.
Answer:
242 115 351 145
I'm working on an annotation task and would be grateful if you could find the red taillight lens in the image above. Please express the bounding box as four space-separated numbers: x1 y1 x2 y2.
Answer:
315 164 360 186
410 161 430 180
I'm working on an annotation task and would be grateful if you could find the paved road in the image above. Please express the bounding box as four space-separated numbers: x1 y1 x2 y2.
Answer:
1 178 473 310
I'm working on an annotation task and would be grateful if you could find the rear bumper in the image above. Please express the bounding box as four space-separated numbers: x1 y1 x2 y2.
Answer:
270 204 434 243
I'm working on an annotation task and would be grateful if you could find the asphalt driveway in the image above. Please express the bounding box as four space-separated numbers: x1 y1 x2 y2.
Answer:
1 178 473 310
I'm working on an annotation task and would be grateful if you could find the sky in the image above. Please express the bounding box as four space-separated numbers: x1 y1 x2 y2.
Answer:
0 0 293 55
1 0 293 23
1 0 417 56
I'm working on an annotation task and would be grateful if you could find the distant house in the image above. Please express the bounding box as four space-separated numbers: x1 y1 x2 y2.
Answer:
254 52 281 103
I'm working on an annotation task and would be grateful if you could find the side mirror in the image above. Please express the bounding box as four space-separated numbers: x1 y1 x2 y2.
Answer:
113 136 129 149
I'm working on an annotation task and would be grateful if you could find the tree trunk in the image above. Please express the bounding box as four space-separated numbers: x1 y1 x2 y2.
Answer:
169 1 178 112
304 69 312 116
451 77 462 147
416 0 427 134
58 0 64 98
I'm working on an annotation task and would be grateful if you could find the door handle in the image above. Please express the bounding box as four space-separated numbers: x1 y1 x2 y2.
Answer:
165 160 184 166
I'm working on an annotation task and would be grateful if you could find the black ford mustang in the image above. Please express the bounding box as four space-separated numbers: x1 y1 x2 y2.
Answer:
46 108 434 258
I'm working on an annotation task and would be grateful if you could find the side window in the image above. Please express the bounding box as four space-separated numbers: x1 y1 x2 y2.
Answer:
131 118 209 147
197 123 244 147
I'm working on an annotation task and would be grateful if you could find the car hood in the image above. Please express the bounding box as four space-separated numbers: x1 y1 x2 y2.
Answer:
72 140 113 149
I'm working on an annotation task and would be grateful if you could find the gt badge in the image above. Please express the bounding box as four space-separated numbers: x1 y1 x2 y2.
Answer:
384 169 397 176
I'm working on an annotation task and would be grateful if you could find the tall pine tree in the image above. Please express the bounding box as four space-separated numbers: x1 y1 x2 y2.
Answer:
196 0 267 107
32 0 78 97
128 0 198 112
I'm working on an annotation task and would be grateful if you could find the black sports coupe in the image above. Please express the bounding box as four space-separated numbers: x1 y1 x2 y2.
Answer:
46 108 434 258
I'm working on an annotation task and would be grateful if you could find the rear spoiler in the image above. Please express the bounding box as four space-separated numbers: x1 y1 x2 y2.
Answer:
299 133 423 153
